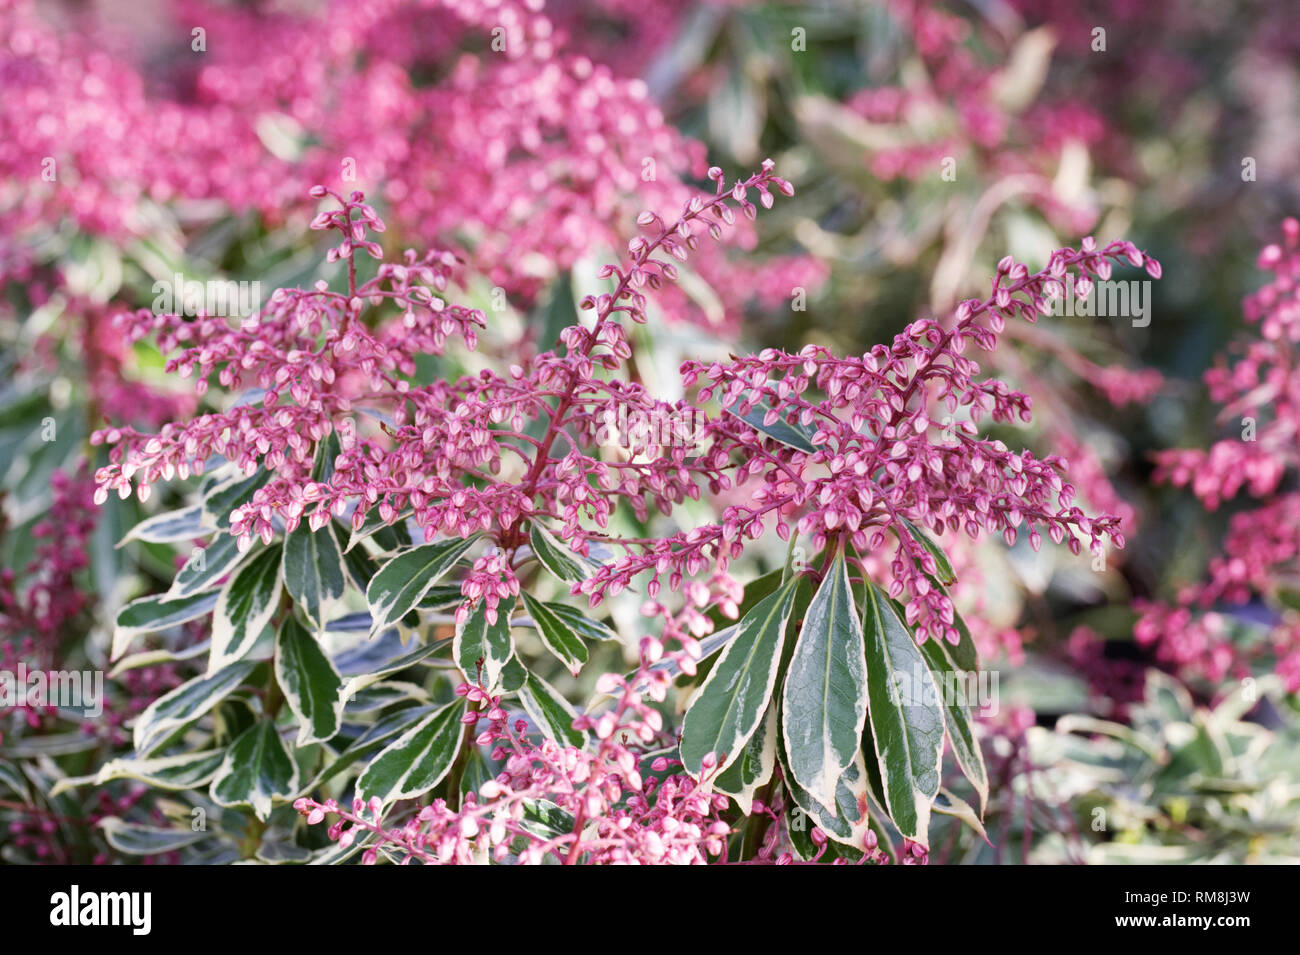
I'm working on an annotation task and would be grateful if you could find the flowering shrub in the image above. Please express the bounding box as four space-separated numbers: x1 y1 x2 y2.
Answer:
51 142 1157 862
1138 222 1300 692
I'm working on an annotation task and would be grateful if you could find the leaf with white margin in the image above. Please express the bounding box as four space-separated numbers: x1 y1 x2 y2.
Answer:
113 590 219 661
529 522 600 583
540 601 618 642
167 533 253 599
714 701 778 815
932 787 989 844
98 818 210 854
209 720 299 821
275 615 346 746
366 535 479 635
519 590 588 674
681 576 801 778
117 504 211 547
132 660 258 755
209 544 282 672
65 749 226 794
516 672 585 748
780 552 867 812
778 732 874 851
355 699 465 806
453 595 516 691
282 520 345 628
917 612 988 816
862 584 944 847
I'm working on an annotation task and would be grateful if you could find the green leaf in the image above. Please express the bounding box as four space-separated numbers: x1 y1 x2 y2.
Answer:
529 522 599 583
366 535 479 635
778 733 873 851
275 616 346 745
210 544 282 672
932 787 989 844
336 521 379 590
202 467 273 530
113 589 219 661
168 533 252 598
453 595 516 691
356 700 465 806
901 518 957 586
0 760 31 802
918 623 989 815
542 601 617 642
118 504 210 547
209 720 299 821
520 591 588 674
97 818 209 855
282 520 346 628
682 577 801 777
714 702 778 815
727 394 817 453
89 749 227 792
780 552 867 811
862 584 944 847
303 706 435 790
517 672 585 747
133 660 259 755
339 642 443 700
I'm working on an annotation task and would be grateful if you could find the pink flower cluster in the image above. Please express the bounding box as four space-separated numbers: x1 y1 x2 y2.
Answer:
843 0 1111 236
92 166 794 632
91 157 1155 653
0 467 97 661
2 0 816 326
1139 220 1300 690
596 239 1160 645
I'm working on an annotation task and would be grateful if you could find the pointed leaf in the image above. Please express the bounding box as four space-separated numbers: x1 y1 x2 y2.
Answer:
529 522 600 583
133 660 258 754
91 749 227 791
209 720 299 821
210 544 282 672
366 535 479 634
98 818 209 855
919 622 989 815
168 533 252 598
356 700 465 806
453 595 516 691
778 731 874 851
517 672 585 747
202 468 273 530
780 553 867 811
275 616 345 745
283 521 346 627
714 702 778 815
520 591 588 674
113 589 219 661
901 519 957 586
682 577 801 777
862 584 944 846
727 394 817 453
543 601 617 642
118 504 210 547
